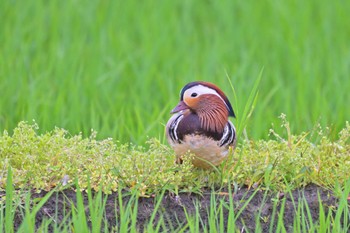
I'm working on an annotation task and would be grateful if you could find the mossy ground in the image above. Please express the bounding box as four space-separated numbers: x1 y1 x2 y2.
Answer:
1 120 349 195
1 121 349 232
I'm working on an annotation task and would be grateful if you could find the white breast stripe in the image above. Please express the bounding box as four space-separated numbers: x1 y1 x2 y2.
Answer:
168 113 183 143
173 115 183 142
219 120 236 147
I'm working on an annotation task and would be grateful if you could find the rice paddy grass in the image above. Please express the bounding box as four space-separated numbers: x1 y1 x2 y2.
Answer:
1 0 349 144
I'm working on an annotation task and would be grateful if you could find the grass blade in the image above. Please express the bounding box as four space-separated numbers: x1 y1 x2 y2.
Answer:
5 167 14 233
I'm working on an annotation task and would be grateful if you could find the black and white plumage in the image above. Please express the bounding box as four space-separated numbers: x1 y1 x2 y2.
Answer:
166 81 236 168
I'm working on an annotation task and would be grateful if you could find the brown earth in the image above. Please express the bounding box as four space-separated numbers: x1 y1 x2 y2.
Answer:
11 184 348 232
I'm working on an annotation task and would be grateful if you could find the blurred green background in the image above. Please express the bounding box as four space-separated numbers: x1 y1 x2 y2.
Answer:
1 0 349 144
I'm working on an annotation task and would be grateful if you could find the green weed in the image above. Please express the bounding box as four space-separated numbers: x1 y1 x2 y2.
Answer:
0 120 349 194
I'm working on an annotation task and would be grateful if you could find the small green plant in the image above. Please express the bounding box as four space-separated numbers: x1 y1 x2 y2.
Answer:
0 120 349 194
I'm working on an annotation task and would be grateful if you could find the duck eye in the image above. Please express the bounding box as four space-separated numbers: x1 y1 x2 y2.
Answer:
191 93 198 97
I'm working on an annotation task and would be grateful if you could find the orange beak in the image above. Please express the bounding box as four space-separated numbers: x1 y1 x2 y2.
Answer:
170 101 189 114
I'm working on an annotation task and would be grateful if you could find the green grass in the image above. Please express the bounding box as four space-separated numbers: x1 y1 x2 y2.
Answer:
1 172 349 232
1 0 350 144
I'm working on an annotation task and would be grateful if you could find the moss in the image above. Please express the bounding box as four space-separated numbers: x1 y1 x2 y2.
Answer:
0 121 349 194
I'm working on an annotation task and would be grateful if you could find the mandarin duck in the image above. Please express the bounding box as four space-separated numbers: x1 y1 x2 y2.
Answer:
166 81 236 168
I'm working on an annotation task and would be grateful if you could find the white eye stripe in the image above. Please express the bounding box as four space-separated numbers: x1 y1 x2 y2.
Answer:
185 85 221 98
184 85 229 108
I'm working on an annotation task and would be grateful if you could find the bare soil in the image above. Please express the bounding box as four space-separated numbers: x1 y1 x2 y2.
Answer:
11 184 346 232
